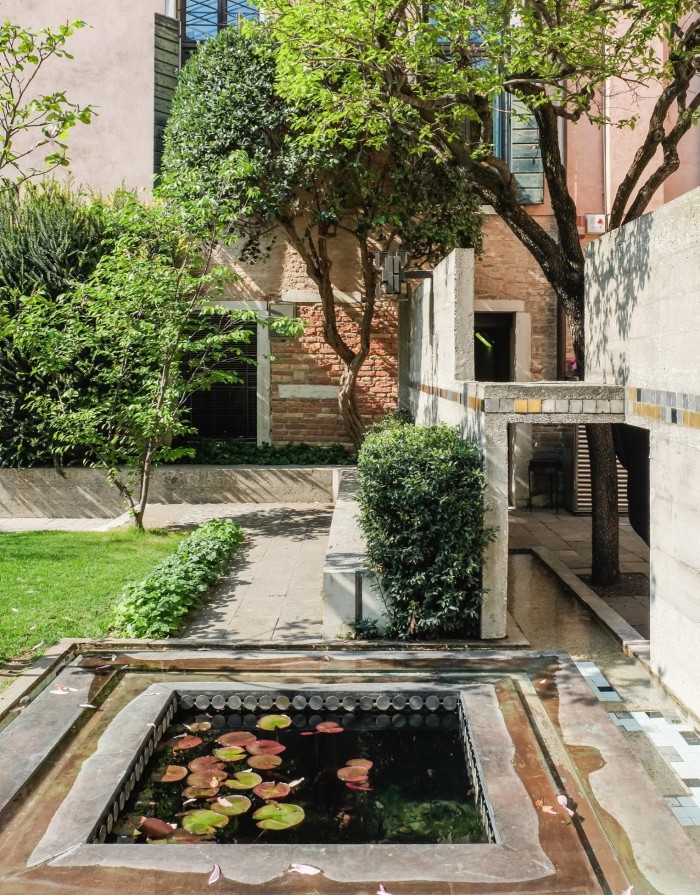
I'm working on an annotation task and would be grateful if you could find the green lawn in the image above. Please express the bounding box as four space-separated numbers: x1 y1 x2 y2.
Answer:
0 529 186 662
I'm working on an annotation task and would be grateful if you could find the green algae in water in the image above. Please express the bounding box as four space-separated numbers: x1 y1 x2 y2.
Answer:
115 712 486 845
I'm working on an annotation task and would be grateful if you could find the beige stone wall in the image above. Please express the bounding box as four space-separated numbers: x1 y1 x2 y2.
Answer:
2 0 167 195
216 229 364 302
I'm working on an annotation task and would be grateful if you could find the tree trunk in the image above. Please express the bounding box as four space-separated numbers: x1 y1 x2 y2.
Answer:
339 357 366 449
585 424 621 585
568 290 621 586
132 444 155 532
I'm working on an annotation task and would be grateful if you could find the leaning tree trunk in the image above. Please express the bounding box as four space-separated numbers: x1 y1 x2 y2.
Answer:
338 358 367 449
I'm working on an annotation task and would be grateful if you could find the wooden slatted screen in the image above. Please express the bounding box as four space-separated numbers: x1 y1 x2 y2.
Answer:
573 424 629 514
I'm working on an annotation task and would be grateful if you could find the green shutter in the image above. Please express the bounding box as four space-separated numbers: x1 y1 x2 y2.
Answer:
510 99 544 205
154 14 181 177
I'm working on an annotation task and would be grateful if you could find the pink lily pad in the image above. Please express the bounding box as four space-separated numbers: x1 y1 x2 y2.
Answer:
246 739 286 756
253 781 292 800
217 731 256 747
248 753 282 770
150 765 188 784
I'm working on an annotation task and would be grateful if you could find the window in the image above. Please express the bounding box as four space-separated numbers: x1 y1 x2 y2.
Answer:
180 1 258 61
492 96 544 205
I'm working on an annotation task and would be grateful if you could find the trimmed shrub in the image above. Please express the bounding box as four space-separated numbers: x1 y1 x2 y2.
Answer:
111 519 244 638
357 419 495 639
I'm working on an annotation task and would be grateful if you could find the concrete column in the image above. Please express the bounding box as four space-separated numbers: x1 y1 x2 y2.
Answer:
481 414 509 638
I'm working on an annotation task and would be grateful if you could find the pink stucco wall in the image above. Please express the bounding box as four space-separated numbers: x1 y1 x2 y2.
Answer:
2 0 168 195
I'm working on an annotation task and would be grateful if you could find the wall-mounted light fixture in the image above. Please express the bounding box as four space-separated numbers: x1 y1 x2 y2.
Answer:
374 251 433 297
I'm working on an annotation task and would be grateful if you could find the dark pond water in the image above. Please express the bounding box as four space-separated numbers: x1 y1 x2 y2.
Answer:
113 709 486 845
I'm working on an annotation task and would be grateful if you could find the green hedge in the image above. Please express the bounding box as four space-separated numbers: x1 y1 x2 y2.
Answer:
357 418 495 639
176 438 355 466
111 519 244 638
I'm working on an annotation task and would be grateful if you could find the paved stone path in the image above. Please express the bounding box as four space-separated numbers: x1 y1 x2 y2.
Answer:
155 503 334 642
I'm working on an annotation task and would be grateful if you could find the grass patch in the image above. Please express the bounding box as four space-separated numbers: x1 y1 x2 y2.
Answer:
0 528 186 663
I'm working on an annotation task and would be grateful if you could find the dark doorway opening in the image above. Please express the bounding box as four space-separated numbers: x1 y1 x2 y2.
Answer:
189 325 257 441
474 313 514 382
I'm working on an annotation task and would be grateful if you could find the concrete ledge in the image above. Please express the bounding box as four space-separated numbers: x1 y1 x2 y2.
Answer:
323 470 388 638
0 466 343 518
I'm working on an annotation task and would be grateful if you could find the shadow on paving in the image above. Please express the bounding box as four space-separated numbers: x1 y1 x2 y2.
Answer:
166 505 333 539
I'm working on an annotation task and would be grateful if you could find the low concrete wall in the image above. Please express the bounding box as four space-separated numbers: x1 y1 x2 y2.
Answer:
323 471 387 638
0 466 343 518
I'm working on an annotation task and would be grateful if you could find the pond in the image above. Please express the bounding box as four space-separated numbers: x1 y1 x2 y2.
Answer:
114 704 485 846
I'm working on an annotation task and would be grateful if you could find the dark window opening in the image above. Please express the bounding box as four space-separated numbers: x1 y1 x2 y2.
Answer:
474 312 514 382
188 325 258 441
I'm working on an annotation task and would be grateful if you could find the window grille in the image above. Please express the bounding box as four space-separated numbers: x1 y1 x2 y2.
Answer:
180 1 258 61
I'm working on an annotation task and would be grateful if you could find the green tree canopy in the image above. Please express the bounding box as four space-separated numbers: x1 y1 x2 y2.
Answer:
260 0 699 582
13 192 301 528
161 22 483 444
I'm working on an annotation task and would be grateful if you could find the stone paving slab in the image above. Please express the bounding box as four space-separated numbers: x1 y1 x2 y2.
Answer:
176 503 331 642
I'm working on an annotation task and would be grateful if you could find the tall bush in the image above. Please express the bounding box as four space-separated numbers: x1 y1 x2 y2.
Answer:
0 183 107 467
357 419 494 639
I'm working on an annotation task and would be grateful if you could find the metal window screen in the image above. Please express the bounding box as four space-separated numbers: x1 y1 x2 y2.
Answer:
183 0 257 41
189 326 258 440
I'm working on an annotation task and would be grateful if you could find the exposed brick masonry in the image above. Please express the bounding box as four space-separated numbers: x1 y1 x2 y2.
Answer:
270 302 398 446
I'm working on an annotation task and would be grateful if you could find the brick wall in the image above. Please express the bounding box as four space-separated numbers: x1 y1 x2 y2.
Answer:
270 301 399 446
474 213 559 380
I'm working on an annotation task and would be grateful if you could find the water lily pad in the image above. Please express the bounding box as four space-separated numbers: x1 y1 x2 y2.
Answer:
337 766 369 782
185 722 212 733
213 746 247 762
187 770 228 788
248 754 282 770
253 781 291 800
182 786 219 799
346 759 373 770
210 795 251 817
316 721 343 734
345 782 373 792
217 731 256 747
257 714 292 731
114 819 141 837
172 735 202 752
246 740 286 756
182 809 229 835
225 771 263 790
137 817 175 839
253 802 305 831
166 828 214 843
188 756 225 773
151 765 188 784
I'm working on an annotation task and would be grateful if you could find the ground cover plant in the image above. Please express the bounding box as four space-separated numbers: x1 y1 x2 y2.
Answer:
111 519 244 638
357 418 494 639
176 438 355 466
0 529 184 663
